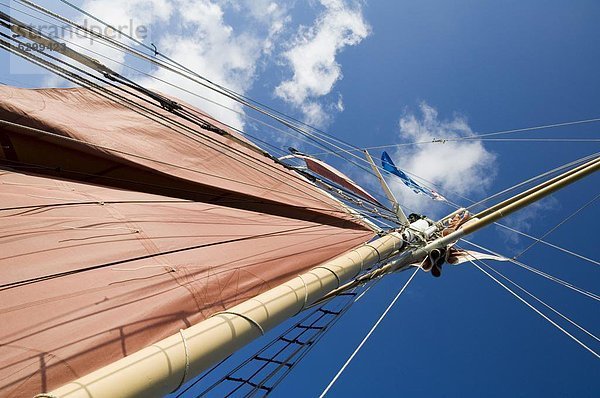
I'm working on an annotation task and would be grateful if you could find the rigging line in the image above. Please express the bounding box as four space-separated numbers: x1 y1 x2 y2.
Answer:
11 0 292 156
7 2 407 188
514 192 600 260
5 1 449 206
467 152 600 211
459 138 600 142
0 25 289 185
466 255 600 343
0 39 362 220
3 26 580 238
308 117 600 156
493 223 599 266
318 266 420 398
15 0 598 210
45 0 360 161
52 0 360 154
243 283 379 398
461 239 600 302
4 6 561 219
469 259 600 359
3 28 389 219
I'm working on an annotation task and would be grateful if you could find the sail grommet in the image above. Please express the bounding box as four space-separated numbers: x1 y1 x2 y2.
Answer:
171 328 191 393
211 311 265 335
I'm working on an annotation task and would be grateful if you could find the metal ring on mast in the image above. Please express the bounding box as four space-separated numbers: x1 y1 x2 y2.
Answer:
294 274 310 315
171 329 191 393
312 266 341 289
210 311 265 336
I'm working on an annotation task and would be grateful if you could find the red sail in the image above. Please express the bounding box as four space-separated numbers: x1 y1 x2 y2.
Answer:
0 86 374 397
296 154 383 206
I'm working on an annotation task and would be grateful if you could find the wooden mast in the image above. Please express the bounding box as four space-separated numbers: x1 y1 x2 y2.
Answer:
47 157 599 398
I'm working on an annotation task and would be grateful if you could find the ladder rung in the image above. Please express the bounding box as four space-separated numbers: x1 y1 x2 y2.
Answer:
254 356 293 368
297 324 325 330
225 377 272 391
318 308 341 315
279 337 307 345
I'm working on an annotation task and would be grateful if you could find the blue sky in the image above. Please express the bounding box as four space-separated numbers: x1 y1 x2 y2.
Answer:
1 1 599 397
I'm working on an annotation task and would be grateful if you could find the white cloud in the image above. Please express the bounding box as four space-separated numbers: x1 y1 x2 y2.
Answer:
275 0 370 126
39 0 361 130
138 0 265 129
79 0 174 70
387 103 497 216
59 0 291 130
43 0 174 87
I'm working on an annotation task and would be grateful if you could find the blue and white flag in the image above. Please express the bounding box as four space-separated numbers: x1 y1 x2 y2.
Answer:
381 151 446 201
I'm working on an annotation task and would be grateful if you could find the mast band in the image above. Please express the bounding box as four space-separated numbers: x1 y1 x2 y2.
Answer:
312 266 341 289
171 329 191 392
294 274 310 315
211 311 265 335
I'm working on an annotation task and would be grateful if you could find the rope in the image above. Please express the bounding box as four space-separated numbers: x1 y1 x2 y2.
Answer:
467 152 600 211
469 259 600 359
470 256 600 343
3 23 394 225
318 266 420 397
461 239 600 301
493 223 599 266
1 2 459 214
310 117 600 155
513 192 600 260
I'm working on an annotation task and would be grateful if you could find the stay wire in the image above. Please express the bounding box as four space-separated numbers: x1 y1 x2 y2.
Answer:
11 1 600 216
493 223 600 266
464 254 600 343
0 7 389 218
0 34 365 220
513 192 600 260
310 117 600 155
461 239 600 302
467 152 600 212
49 0 362 160
9 2 596 243
318 266 420 397
0 4 395 217
469 258 600 359
3 31 593 261
9 0 441 209
53 0 361 154
5 1 457 214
